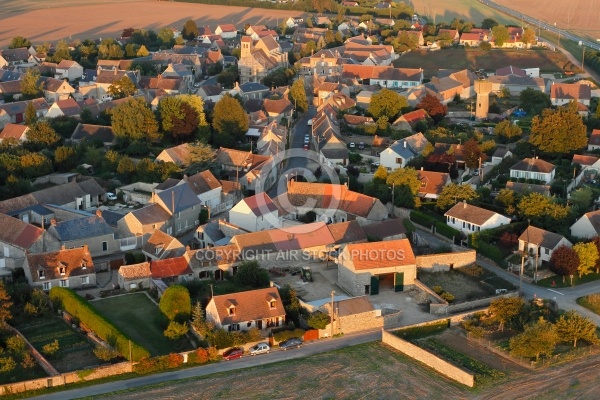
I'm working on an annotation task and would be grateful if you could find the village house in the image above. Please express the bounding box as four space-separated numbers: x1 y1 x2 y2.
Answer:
118 203 172 238
0 99 49 124
0 123 29 143
238 35 288 84
487 75 546 95
491 148 513 165
184 170 240 215
118 262 151 290
55 60 84 82
312 108 349 167
155 143 193 167
445 201 511 234
41 77 76 103
337 239 416 296
70 123 116 147
150 256 193 284
152 183 203 235
509 157 555 184
571 210 600 239
229 192 281 232
550 82 592 107
417 170 451 199
215 148 277 194
437 29 460 45
195 219 248 249
587 129 600 151
518 225 572 267
263 97 294 123
23 245 96 291
379 132 429 171
341 65 423 89
142 230 185 261
391 109 431 132
45 98 81 118
205 286 286 332
215 24 238 39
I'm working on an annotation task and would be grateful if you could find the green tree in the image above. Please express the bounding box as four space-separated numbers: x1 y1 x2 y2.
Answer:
116 156 136 180
288 79 308 113
592 236 600 273
107 75 136 99
462 138 484 169
179 94 208 128
21 68 44 99
98 38 124 59
574 242 598 278
522 27 536 46
164 321 189 340
42 339 60 356
549 245 579 284
27 121 61 148
386 167 420 196
182 20 199 40
436 183 479 209
481 18 499 30
307 311 330 330
494 120 522 140
110 97 160 142
495 188 517 213
50 40 72 63
212 94 249 145
0 283 13 327
54 146 77 171
555 311 598 347
136 45 149 57
158 27 175 48
279 284 303 327
488 297 525 332
0 357 16 373
20 153 53 178
519 87 551 115
416 93 447 123
570 187 593 213
233 261 270 289
517 193 570 229
529 102 587 154
24 101 38 126
158 96 198 140
367 88 407 120
509 318 558 361
93 345 120 362
9 36 31 49
159 285 192 322
491 25 510 47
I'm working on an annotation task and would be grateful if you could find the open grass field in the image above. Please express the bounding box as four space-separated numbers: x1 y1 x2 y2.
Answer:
91 340 600 399
90 293 183 357
15 315 98 373
396 48 571 78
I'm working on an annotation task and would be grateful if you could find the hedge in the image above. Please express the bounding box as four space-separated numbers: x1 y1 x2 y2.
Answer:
49 287 150 361
133 353 184 374
273 328 305 343
410 210 436 228
393 319 450 341
435 222 461 240
403 218 415 234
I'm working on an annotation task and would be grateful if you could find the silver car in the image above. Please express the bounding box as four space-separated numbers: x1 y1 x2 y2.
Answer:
249 342 270 355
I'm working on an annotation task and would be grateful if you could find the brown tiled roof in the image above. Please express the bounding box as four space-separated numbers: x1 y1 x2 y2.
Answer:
263 97 293 115
55 98 81 116
71 123 114 143
56 60 79 69
0 80 23 94
583 210 600 235
0 214 43 249
210 287 286 325
221 180 241 194
130 203 172 225
26 246 94 283
495 66 527 77
190 244 241 267
185 170 221 195
572 154 599 166
327 220 367 244
159 143 192 166
510 158 555 174
445 202 502 225
505 182 551 196
119 262 151 280
551 83 592 101
150 256 192 279
418 170 450 196
217 24 237 33
230 230 277 253
393 109 429 126
216 147 252 167
589 129 600 146
268 222 335 251
240 192 278 217
0 124 28 140
343 114 374 126
361 219 406 241
341 239 415 270
518 226 567 249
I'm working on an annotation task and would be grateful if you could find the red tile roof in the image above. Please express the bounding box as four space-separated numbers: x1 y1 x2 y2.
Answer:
242 192 279 217
209 287 286 325
150 256 192 279
26 246 94 283
342 239 415 270
551 83 592 101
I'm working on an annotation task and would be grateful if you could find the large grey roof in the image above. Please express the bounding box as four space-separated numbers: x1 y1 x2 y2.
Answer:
50 216 113 242
156 183 202 213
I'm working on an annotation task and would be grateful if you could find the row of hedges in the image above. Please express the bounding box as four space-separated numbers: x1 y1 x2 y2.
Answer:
435 222 461 240
410 210 436 228
49 287 150 361
133 347 220 374
205 327 262 350
410 210 461 240
273 328 306 343
392 319 450 341
469 221 528 266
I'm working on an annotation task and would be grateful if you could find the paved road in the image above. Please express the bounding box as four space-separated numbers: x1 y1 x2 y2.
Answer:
32 329 381 400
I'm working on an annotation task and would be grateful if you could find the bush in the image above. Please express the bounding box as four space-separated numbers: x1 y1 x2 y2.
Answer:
159 285 191 322
402 218 415 234
49 287 150 361
440 292 455 303
410 210 436 228
393 319 450 341
273 328 305 342
307 312 330 330
435 221 461 240
42 339 60 356
93 345 120 362
133 353 184 374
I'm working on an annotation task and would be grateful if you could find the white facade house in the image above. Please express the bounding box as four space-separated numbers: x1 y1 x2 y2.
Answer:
228 193 281 232
571 210 600 239
509 158 555 184
379 133 429 172
444 201 511 234
491 148 512 166
55 60 84 82
215 24 237 39
518 226 572 267
588 129 600 151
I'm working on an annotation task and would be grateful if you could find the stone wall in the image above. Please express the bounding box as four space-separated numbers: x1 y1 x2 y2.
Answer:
337 310 384 334
383 310 403 329
381 331 474 387
416 249 476 272
430 291 519 316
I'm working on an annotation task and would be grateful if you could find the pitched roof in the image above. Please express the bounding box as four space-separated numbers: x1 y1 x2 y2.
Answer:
417 170 450 196
217 24 237 33
343 114 374 125
589 129 600 146
143 230 183 258
263 97 293 115
505 181 551 196
551 83 592 101
518 226 567 249
0 124 28 140
341 65 422 82
361 219 407 240
510 158 555 174
216 147 252 167
26 246 94 283
130 203 172 225
444 202 503 225
157 143 192 166
327 220 367 244
267 222 335 251
49 215 113 242
184 170 222 195
156 183 202 214
326 296 374 317
572 154 599 166
341 239 415 270
0 214 44 249
119 262 151 280
71 123 115 143
239 192 278 217
150 256 192 279
54 98 81 116
495 65 527 77
209 287 286 325
393 109 429 126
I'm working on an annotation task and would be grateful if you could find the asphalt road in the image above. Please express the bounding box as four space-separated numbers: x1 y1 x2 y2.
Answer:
32 329 381 400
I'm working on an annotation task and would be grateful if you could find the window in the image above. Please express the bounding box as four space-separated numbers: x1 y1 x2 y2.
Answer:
59 266 66 275
177 212 181 219
269 300 276 309
198 232 204 240
59 279 68 288
247 322 252 328
43 282 51 291
545 248 550 255
102 241 108 252
395 157 403 164
228 307 236 316
199 271 210 279
81 261 87 270
38 270 45 279
155 246 163 255
81 276 89 285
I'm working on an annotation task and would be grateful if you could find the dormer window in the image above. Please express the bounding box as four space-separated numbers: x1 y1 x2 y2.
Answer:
81 261 87 270
59 267 66 276
156 245 164 255
228 306 236 316
420 180 427 188
38 270 45 279
269 300 276 309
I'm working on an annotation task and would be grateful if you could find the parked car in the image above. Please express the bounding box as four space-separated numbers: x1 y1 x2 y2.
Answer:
278 337 303 350
358 141 365 150
349 142 356 148
249 342 270 355
106 192 117 201
222 347 244 360
303 144 309 150
193 82 201 88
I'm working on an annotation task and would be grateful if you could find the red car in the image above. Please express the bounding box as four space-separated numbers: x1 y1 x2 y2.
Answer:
303 144 309 150
222 347 244 360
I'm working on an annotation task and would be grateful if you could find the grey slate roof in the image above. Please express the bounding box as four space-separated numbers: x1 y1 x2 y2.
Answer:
156 183 201 214
240 82 269 93
50 215 113 242
131 203 171 225
100 210 125 227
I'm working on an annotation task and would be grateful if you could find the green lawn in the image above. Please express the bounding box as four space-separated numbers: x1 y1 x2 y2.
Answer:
91 293 187 357
537 273 600 288
577 293 600 315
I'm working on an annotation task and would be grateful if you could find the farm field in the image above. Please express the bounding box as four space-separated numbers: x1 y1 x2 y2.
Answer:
91 293 190 357
92 340 600 400
395 48 572 78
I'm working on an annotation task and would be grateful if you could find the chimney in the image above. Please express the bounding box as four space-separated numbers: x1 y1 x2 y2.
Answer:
404 141 407 148
50 219 57 226
171 190 176 214
421 167 424 171
60 244 66 250
463 201 467 209
83 244 89 253
95 209 102 218
185 245 191 252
